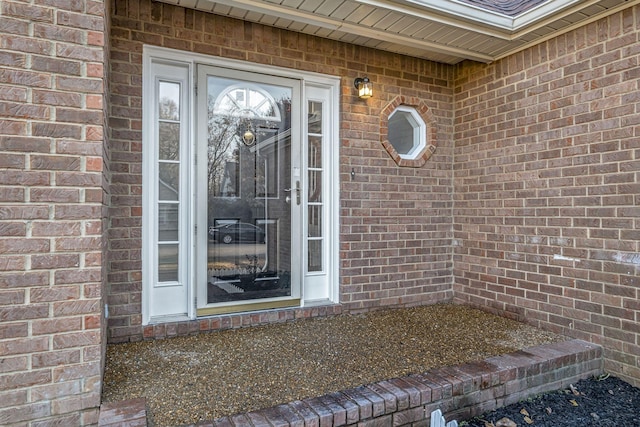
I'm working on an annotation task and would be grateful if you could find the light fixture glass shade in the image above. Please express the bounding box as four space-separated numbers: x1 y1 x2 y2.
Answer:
354 77 373 99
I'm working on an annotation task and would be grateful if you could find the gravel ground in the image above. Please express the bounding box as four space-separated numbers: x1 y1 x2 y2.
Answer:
102 304 564 427
461 374 640 426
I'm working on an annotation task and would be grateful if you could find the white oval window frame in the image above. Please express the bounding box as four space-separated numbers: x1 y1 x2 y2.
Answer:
388 105 426 160
380 96 437 168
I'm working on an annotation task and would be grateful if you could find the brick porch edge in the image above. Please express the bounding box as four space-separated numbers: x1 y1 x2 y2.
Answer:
99 339 603 427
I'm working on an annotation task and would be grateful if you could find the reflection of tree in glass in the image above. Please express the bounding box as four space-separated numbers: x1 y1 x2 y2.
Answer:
159 95 179 120
207 94 292 200
158 97 181 198
207 109 241 198
159 97 180 161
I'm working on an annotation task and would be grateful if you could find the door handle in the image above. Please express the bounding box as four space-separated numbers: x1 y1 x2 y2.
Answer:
284 181 301 205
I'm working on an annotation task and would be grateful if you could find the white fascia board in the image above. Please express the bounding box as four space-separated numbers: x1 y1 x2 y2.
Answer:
400 0 517 30
356 0 514 38
360 0 587 33
511 0 584 28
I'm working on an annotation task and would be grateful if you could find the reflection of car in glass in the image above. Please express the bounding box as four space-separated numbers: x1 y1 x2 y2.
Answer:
209 223 266 244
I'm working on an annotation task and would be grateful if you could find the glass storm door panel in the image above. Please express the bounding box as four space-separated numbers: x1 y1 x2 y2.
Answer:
196 66 301 315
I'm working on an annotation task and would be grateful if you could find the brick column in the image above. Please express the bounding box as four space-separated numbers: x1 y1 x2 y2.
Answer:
0 0 108 425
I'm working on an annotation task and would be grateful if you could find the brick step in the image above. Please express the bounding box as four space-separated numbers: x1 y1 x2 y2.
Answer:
98 398 147 427
99 339 602 427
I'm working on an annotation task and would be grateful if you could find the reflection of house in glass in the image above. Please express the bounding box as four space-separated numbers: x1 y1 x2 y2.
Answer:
158 177 180 281
220 160 238 197
206 127 293 302
206 80 293 306
159 177 178 200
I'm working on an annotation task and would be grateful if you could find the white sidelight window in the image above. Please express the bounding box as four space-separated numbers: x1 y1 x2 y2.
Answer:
142 58 192 322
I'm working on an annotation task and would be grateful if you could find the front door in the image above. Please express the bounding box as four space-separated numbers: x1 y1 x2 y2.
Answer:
196 66 302 315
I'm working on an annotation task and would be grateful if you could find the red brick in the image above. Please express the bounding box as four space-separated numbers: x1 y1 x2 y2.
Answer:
54 268 101 285
0 120 27 135
32 90 82 108
0 222 25 237
84 314 101 329
0 187 25 202
0 153 25 168
56 140 102 156
30 154 81 171
55 76 103 94
0 289 25 305
0 356 27 373
0 322 28 339
32 221 81 237
32 349 81 368
55 237 101 251
0 390 27 409
0 170 50 186
53 330 100 349
0 238 50 254
58 398 100 425
0 17 29 38
0 36 53 56
30 188 81 203
0 402 51 424
31 56 82 75
31 254 80 270
0 336 49 356
31 286 81 303
35 24 84 44
52 361 100 382
53 299 100 316
3 2 53 22
0 304 49 321
32 122 82 139
57 10 104 31
54 172 102 187
31 380 81 402
0 271 49 288
0 136 50 153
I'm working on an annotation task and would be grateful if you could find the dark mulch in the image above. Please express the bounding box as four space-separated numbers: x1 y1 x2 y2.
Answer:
461 375 640 427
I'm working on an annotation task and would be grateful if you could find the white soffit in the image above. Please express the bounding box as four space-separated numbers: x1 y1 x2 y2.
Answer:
164 0 638 64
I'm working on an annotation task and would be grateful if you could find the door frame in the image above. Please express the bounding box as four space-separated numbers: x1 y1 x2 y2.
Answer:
141 46 340 325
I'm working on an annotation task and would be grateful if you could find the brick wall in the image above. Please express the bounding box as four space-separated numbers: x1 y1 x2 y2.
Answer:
0 0 108 425
107 0 455 342
453 6 640 386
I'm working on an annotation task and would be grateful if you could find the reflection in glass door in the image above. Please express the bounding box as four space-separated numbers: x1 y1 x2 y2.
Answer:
197 67 301 314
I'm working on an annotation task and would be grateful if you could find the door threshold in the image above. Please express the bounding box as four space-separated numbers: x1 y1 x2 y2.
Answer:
197 298 301 317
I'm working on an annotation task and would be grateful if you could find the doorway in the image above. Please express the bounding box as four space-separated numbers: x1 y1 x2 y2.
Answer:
196 66 302 315
142 47 340 324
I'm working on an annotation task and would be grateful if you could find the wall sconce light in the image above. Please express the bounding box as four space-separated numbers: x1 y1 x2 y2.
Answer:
354 77 373 99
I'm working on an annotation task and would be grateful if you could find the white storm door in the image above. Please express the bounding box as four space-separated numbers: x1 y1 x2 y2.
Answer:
195 65 303 315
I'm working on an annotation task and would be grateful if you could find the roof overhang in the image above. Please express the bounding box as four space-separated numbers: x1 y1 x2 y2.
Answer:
159 0 639 64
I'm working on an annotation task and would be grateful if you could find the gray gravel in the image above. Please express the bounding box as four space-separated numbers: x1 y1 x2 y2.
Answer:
102 303 564 427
